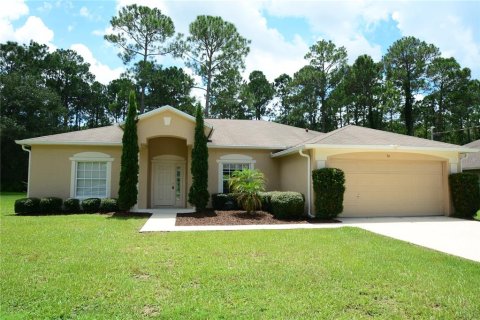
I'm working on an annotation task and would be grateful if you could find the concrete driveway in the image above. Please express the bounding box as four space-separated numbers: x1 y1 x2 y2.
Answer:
340 216 480 262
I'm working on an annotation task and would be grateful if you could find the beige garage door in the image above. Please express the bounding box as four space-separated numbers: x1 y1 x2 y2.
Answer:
328 158 445 217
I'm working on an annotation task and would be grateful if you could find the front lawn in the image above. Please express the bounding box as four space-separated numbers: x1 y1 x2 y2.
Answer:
1 193 479 319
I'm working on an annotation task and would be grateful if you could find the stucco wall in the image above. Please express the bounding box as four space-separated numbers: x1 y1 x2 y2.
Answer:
29 145 122 199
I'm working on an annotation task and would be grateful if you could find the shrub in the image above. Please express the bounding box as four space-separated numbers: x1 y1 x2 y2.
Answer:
449 173 480 219
99 198 119 213
312 168 345 219
270 192 305 219
211 193 239 210
14 197 40 215
258 191 281 212
81 198 101 213
39 197 63 214
63 198 80 213
228 169 265 214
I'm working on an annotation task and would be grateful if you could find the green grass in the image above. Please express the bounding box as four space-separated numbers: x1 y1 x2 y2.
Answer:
475 210 480 221
1 193 479 319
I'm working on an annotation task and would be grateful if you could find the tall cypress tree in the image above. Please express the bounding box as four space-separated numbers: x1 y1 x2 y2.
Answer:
118 91 139 210
188 105 209 210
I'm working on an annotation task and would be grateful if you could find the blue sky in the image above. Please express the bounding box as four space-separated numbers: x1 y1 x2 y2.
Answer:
2 0 479 86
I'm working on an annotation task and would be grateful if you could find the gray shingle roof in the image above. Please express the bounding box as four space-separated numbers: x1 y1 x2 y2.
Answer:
463 139 480 170
299 125 464 148
206 119 322 149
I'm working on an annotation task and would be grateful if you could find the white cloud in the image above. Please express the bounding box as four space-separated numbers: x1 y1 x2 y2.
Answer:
37 2 53 13
15 16 54 45
0 0 29 20
79 6 92 19
70 43 124 84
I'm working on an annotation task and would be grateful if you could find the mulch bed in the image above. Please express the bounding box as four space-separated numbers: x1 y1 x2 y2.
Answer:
175 210 340 226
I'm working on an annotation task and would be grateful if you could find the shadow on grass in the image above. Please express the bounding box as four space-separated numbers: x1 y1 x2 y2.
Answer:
107 212 152 220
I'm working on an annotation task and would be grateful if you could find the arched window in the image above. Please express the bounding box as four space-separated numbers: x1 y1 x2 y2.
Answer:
69 152 114 199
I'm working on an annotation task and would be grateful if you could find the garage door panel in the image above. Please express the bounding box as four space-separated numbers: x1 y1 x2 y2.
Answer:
328 158 444 217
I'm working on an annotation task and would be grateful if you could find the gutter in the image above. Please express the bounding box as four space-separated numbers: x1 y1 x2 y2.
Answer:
21 145 31 197
298 149 313 218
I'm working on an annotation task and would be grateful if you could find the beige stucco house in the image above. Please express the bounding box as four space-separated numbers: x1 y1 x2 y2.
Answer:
16 106 478 217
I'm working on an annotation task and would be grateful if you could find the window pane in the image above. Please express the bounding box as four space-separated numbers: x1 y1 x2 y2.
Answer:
76 161 108 198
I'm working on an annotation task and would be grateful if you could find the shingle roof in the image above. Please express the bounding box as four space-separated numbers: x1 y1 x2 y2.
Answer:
299 125 464 148
16 125 124 145
206 119 322 149
462 139 480 170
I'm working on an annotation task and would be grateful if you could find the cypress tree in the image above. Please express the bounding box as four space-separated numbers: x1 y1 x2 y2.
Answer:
188 105 209 210
118 91 139 210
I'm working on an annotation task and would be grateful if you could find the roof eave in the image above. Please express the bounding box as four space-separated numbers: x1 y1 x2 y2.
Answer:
271 144 478 158
208 143 285 150
15 140 122 146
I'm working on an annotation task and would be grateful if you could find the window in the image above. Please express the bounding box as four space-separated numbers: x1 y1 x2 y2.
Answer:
70 152 114 199
217 154 255 193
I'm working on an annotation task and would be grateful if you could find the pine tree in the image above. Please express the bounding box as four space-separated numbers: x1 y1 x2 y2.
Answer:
118 91 139 210
188 105 209 210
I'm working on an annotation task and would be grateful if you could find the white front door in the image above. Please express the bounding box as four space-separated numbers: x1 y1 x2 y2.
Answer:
153 162 175 206
152 158 185 207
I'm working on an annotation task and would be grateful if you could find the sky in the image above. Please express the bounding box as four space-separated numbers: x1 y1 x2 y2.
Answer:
2 0 479 88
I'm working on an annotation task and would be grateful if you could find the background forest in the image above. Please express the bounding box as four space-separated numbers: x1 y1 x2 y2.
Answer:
1 5 479 191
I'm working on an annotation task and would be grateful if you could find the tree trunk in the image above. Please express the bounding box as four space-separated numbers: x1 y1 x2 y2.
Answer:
205 71 212 117
404 83 414 135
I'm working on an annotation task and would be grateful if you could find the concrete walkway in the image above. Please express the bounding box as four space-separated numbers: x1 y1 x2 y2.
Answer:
139 211 480 262
341 216 480 262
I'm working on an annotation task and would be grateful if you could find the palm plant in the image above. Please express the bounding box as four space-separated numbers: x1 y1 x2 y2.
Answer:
228 169 265 214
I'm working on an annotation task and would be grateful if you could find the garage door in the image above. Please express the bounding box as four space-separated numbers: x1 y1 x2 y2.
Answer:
328 158 445 217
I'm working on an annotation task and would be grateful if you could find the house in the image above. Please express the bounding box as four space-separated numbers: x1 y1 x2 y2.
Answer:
462 139 480 178
16 106 478 217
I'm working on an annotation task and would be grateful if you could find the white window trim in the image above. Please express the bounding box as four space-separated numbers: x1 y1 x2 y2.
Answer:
69 152 114 199
217 154 256 193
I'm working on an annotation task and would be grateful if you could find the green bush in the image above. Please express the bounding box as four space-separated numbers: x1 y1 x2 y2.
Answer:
258 191 281 212
81 198 101 213
14 197 40 215
211 193 239 210
39 197 63 214
99 198 119 212
270 192 305 219
312 168 345 219
63 198 80 213
449 173 480 219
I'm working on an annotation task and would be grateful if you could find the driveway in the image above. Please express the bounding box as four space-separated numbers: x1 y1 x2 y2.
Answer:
340 216 480 262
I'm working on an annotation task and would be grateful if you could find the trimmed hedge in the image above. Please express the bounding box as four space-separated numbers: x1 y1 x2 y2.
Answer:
64 198 80 213
39 197 63 214
211 193 240 210
14 197 40 215
99 198 119 212
270 192 305 219
449 173 480 219
312 168 345 219
81 198 101 213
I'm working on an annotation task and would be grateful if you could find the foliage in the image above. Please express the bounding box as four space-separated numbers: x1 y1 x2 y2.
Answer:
81 198 101 213
270 191 305 219
2 193 480 319
244 70 275 120
39 197 63 214
105 4 176 112
99 198 119 213
449 173 480 219
63 198 80 213
188 106 209 210
118 91 139 211
180 15 250 116
304 40 348 132
228 169 266 214
211 193 240 210
383 36 440 135
312 168 346 219
14 197 40 215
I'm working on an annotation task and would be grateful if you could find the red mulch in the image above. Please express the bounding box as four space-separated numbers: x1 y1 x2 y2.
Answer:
175 210 340 226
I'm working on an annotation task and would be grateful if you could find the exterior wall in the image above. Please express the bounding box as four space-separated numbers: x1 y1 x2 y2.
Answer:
29 145 122 199
207 148 280 196
277 151 313 213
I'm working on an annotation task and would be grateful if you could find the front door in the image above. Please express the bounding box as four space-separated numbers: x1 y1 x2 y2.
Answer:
152 159 185 207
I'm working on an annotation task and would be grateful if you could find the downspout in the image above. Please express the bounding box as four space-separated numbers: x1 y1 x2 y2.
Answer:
299 148 313 218
21 145 31 197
